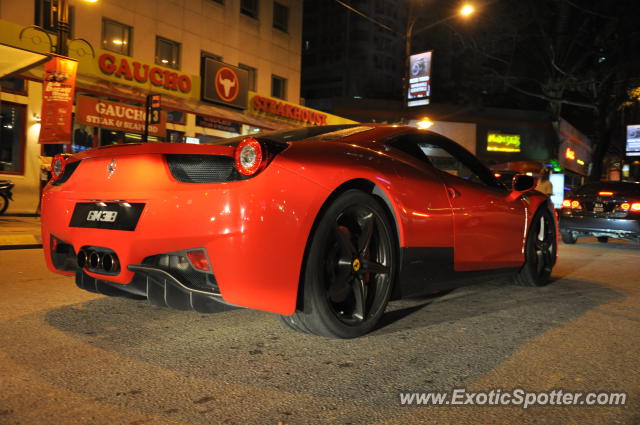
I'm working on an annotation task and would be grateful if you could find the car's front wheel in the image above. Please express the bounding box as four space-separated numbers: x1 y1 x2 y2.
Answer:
281 190 396 338
514 205 557 286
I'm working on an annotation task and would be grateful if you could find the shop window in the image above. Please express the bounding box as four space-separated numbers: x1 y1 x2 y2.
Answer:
102 18 132 56
166 130 185 143
42 144 66 156
238 63 257 91
271 74 287 100
166 110 186 125
72 125 95 153
156 36 181 70
240 0 259 19
0 102 26 174
0 77 28 96
273 2 289 32
34 0 75 35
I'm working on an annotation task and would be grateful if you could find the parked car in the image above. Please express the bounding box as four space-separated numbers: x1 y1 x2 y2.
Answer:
41 124 557 338
559 181 640 243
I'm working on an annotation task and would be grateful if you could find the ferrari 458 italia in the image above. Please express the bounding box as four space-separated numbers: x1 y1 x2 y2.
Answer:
42 125 557 338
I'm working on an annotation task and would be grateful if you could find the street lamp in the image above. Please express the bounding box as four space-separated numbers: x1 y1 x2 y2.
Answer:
55 0 98 56
403 3 476 117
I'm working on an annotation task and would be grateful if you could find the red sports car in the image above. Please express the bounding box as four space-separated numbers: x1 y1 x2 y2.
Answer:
41 125 557 338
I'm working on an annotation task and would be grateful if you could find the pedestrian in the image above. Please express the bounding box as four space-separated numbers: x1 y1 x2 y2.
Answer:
536 168 553 196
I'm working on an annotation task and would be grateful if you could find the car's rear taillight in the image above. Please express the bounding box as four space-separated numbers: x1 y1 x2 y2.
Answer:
51 154 66 181
562 199 571 208
618 202 640 212
571 200 581 210
598 191 614 196
235 137 263 176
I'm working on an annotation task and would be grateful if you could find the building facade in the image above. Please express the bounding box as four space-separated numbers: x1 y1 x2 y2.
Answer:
1 0 355 213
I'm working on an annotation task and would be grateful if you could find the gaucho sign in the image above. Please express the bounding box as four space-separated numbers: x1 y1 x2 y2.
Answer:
251 95 328 126
98 53 192 94
76 96 165 136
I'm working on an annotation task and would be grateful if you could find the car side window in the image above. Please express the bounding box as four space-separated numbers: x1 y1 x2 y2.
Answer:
417 143 487 186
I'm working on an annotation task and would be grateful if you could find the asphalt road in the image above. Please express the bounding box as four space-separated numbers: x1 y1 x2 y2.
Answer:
0 240 638 425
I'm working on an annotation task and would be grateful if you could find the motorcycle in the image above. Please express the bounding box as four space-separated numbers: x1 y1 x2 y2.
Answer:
0 179 14 215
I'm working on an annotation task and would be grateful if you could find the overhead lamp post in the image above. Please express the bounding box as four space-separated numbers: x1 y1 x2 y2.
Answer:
402 3 476 119
54 0 98 56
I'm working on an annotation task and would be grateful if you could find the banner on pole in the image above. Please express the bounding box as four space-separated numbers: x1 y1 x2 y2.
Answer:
39 56 78 144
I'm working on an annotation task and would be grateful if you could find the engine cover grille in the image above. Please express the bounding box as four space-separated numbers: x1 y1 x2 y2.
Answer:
166 154 245 183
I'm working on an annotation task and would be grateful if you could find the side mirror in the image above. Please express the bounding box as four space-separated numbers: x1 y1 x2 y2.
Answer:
507 174 537 201
512 174 536 192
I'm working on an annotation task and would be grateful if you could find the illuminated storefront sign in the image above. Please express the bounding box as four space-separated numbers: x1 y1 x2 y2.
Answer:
201 58 248 109
565 147 576 160
487 132 521 152
251 94 328 125
98 53 192 94
407 51 432 108
76 95 165 136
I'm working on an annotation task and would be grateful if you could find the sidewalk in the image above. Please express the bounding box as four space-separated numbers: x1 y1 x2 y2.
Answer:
0 215 42 250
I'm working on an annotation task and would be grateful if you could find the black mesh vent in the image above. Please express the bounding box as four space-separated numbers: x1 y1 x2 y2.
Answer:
51 160 81 186
166 154 244 183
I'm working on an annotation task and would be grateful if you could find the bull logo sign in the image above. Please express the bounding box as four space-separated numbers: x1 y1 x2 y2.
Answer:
214 67 240 103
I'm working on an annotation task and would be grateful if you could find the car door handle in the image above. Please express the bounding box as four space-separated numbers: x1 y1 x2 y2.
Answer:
447 187 460 199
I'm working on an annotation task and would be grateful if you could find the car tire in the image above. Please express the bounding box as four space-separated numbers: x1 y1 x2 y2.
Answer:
0 194 8 215
288 189 396 338
561 231 577 244
514 205 557 287
597 236 609 243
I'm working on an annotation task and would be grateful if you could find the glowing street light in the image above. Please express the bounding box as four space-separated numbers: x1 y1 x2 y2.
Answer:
460 4 475 17
417 117 434 130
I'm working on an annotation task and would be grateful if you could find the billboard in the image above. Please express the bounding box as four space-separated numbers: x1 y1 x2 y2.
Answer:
407 51 432 107
626 125 640 156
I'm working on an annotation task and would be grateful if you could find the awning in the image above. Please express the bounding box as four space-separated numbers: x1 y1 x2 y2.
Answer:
74 74 296 131
0 43 49 79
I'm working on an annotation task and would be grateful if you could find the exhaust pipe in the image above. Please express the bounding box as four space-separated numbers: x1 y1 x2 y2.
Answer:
89 251 103 270
102 252 119 273
77 249 88 268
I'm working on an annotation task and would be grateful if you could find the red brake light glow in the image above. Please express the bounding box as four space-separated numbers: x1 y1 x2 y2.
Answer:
621 203 630 211
235 137 263 176
598 191 614 196
187 250 210 272
632 203 640 212
51 154 66 181
562 199 571 208
571 200 580 209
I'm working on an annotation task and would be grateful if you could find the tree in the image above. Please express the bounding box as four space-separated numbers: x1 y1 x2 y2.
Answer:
451 0 640 179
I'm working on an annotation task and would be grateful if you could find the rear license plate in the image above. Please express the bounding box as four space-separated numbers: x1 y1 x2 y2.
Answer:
593 202 604 213
69 202 145 231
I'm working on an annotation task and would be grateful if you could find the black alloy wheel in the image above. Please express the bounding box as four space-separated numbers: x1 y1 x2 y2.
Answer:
282 190 396 338
514 206 556 286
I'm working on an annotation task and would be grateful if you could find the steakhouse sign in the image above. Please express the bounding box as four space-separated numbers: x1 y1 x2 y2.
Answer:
98 53 192 94
251 95 328 126
76 96 165 136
